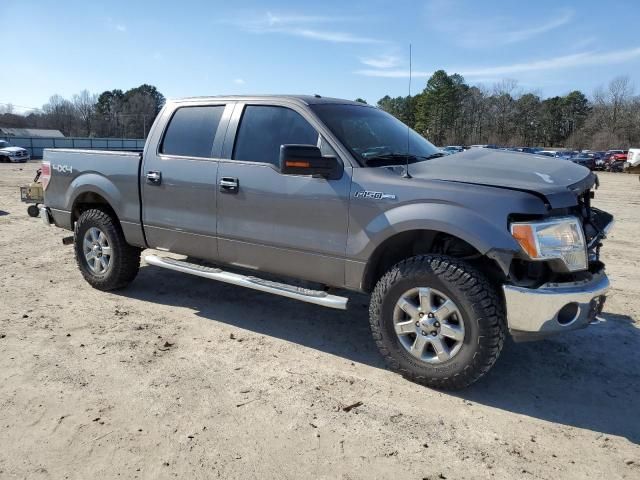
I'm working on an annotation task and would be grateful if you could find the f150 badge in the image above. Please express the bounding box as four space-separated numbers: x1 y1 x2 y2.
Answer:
354 190 396 200
52 164 73 174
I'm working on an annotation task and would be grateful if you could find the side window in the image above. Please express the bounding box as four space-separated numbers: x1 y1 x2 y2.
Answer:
233 106 318 167
161 106 225 158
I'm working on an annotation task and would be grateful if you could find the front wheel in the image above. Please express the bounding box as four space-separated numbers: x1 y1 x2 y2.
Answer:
369 255 506 390
74 209 141 290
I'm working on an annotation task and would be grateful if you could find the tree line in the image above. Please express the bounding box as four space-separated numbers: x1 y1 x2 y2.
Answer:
0 84 165 139
371 71 640 150
2 72 639 148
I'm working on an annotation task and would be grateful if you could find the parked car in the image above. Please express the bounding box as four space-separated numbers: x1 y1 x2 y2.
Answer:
0 140 30 163
512 147 538 154
590 152 608 171
570 155 596 170
38 95 613 389
604 150 628 171
625 148 640 174
554 151 577 160
537 150 559 157
442 145 464 154
626 148 640 167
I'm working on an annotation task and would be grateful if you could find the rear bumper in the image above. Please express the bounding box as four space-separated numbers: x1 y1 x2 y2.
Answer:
40 206 54 226
503 272 609 341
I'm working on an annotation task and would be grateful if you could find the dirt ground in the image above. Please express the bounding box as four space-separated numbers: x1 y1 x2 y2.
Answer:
0 162 638 480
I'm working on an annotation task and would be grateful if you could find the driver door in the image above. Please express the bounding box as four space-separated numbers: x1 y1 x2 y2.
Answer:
216 102 352 286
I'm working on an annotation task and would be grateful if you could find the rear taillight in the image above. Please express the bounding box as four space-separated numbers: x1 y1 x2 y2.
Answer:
41 161 51 190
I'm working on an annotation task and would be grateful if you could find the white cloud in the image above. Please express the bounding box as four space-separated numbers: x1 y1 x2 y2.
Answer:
152 52 163 60
425 1 573 48
501 10 574 44
106 18 127 33
360 54 400 69
223 11 383 44
291 29 382 44
355 46 640 78
234 78 246 85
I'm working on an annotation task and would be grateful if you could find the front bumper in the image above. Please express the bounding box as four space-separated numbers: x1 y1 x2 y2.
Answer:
503 271 609 341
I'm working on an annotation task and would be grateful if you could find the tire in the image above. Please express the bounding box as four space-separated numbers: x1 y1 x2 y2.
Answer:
27 205 39 217
369 255 506 390
74 209 141 290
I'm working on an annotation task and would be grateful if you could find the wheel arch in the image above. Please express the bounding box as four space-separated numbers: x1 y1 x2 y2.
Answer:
361 227 512 293
71 191 118 227
354 203 520 292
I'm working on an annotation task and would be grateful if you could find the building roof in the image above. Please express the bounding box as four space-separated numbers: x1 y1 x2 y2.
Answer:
0 127 65 138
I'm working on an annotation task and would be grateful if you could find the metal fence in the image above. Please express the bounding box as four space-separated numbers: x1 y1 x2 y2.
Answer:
0 136 146 159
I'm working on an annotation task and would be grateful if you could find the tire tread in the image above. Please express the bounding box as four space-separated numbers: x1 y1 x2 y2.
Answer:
369 254 506 390
74 209 140 291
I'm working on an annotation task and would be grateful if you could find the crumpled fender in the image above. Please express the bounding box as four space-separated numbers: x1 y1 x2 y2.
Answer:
348 202 521 275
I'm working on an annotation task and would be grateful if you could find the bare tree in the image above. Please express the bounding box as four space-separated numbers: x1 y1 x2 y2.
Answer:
42 95 77 136
73 90 97 136
0 103 14 115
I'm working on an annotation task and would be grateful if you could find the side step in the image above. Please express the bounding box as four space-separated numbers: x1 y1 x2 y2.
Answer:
144 255 348 310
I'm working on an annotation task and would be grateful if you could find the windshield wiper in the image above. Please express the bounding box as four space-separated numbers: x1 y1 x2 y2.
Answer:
362 152 445 167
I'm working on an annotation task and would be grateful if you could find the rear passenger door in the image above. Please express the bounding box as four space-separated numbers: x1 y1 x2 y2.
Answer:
141 103 232 261
216 102 352 286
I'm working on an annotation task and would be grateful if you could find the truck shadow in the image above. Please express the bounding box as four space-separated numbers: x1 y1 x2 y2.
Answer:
122 266 640 444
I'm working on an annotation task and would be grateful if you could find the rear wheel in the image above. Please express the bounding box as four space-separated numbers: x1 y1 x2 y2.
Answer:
369 255 506 390
74 209 141 290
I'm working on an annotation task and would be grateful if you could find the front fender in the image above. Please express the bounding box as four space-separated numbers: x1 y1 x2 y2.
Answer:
347 202 521 281
349 202 520 258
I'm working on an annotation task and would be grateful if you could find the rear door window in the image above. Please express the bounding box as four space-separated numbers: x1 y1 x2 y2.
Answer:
161 106 225 158
232 106 319 167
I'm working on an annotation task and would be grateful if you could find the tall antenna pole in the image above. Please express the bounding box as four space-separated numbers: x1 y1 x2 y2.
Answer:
403 43 413 178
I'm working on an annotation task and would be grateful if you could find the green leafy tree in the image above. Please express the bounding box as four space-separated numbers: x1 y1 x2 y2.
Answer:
413 70 461 145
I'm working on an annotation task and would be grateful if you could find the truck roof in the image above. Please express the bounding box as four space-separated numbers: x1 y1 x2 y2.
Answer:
171 95 368 106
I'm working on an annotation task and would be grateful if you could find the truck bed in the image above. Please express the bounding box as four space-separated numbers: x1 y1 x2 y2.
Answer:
42 148 145 247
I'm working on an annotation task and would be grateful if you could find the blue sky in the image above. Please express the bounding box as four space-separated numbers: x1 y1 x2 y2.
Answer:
2 0 640 113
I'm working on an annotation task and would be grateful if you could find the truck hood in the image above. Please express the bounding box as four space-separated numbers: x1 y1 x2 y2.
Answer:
0 146 27 153
406 149 595 208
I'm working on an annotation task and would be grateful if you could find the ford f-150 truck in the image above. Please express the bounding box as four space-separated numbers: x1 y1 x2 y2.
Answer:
39 95 614 389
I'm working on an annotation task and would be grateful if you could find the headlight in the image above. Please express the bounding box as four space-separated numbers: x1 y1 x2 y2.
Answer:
510 216 587 272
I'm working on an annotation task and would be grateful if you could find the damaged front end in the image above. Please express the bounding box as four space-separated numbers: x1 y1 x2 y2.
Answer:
503 176 614 341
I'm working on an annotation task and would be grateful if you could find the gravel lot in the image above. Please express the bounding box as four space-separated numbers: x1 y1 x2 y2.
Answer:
0 162 638 479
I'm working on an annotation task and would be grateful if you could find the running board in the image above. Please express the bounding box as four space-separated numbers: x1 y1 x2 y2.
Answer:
144 255 348 310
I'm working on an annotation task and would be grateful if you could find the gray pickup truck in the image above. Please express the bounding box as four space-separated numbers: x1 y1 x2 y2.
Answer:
40 95 614 389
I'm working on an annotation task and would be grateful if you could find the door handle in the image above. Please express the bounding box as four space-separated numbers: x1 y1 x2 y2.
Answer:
219 177 239 193
146 171 162 185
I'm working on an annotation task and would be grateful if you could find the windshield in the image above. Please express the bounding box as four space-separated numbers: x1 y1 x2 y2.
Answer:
311 104 440 166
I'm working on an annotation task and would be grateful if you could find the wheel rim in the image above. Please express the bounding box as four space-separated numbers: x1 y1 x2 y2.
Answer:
83 227 112 274
393 287 466 364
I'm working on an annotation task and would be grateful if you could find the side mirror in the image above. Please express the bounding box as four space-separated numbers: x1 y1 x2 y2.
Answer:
279 144 340 179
